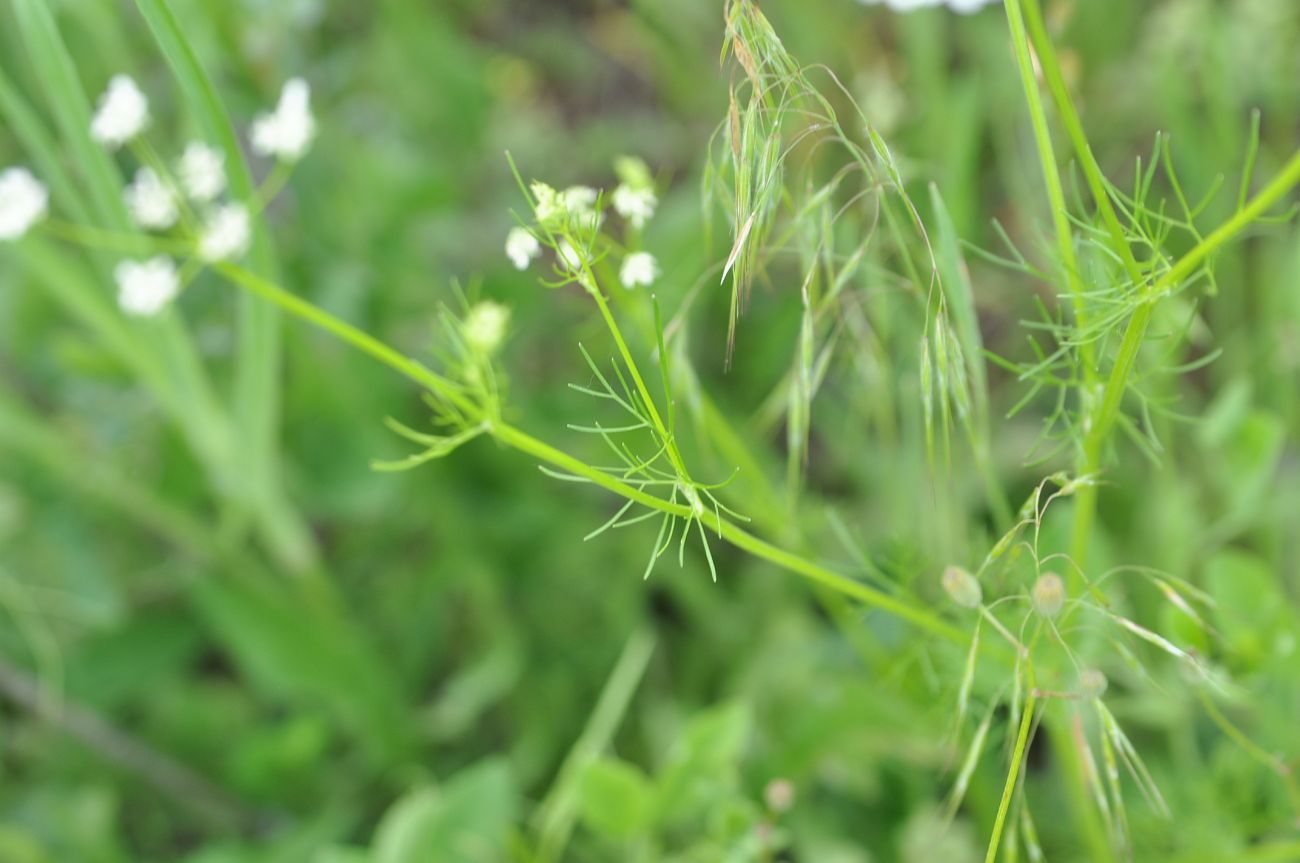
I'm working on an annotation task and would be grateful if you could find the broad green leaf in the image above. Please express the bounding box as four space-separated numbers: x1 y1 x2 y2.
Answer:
576 757 655 840
655 702 750 826
192 574 412 765
1205 550 1295 669
373 759 517 863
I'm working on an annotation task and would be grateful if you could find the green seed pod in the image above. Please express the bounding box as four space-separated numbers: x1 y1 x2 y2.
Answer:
1080 668 1108 699
942 565 982 609
1032 572 1066 618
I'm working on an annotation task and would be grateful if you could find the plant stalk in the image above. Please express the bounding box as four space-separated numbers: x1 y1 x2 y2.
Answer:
217 264 968 647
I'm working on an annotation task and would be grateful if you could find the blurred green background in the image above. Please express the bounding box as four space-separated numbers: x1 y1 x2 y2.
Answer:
2 0 1299 861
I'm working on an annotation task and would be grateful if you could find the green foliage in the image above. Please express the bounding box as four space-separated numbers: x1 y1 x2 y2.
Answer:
577 758 655 840
370 760 517 863
2 0 1300 861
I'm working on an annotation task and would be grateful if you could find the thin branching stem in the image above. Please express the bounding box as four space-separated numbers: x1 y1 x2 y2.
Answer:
1073 147 1300 560
216 264 970 646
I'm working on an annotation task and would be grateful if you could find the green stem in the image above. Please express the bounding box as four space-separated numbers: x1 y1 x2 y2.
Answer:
215 264 466 410
134 0 297 559
533 628 657 862
1021 0 1143 286
217 264 967 647
39 219 191 255
1047 710 1118 863
1003 0 1094 383
582 268 692 484
985 685 1036 863
1072 148 1300 559
1005 0 1103 585
1010 0 1300 569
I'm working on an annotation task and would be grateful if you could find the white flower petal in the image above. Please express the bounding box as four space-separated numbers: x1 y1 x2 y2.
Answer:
124 167 178 230
198 203 251 262
612 184 657 229
115 256 180 317
619 251 659 289
562 185 604 230
251 77 315 161
560 185 597 214
91 75 149 149
505 226 540 270
530 181 564 225
0 167 49 241
178 142 226 202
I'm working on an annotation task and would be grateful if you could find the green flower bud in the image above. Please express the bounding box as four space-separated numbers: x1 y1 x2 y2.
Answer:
1032 572 1066 618
941 565 982 609
1080 668 1108 699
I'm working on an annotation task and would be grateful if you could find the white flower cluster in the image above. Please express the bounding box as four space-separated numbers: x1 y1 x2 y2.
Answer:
179 141 226 202
84 76 314 316
91 75 150 149
115 257 180 317
250 78 316 162
858 0 1001 13
619 251 659 290
198 203 252 263
505 156 662 291
0 167 48 241
505 227 540 270
124 167 179 230
611 156 657 230
4 75 316 316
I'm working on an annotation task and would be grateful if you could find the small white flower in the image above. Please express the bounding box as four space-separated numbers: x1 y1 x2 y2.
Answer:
251 78 315 162
505 226 540 270
463 301 510 355
619 251 659 289
557 239 597 290
531 182 564 225
561 185 597 214
198 203 251 262
562 185 602 230
124 167 178 230
0 167 49 241
115 256 180 317
91 75 149 149
178 142 226 202
612 184 657 229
